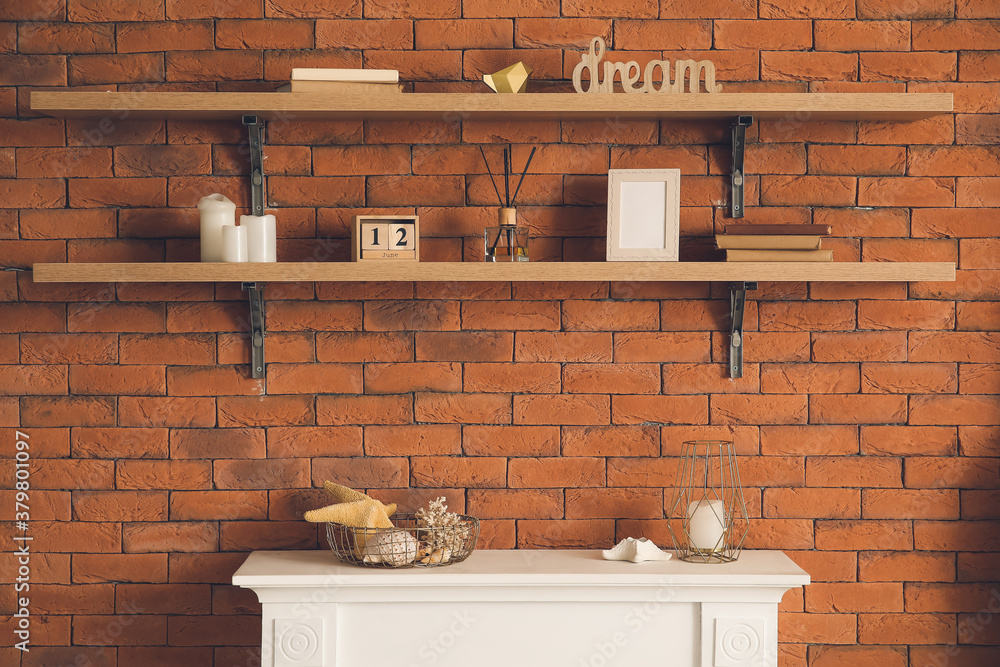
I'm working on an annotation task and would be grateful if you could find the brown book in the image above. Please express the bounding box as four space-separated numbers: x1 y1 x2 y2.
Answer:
726 249 834 262
716 235 822 250
723 224 832 236
277 81 403 94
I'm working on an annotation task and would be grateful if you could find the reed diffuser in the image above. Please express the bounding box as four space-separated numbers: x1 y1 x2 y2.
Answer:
480 144 535 262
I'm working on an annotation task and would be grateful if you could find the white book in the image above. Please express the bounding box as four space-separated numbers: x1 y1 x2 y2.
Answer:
291 68 399 83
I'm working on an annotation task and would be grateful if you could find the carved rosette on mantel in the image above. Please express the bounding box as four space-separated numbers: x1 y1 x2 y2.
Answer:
572 36 722 94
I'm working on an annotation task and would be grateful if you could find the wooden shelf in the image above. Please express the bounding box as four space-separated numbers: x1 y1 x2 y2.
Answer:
32 262 956 284
31 92 953 122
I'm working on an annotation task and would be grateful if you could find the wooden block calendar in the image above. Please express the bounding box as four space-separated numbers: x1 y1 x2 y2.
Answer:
352 215 419 262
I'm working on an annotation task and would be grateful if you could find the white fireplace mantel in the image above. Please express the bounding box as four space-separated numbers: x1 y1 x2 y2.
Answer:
233 549 809 667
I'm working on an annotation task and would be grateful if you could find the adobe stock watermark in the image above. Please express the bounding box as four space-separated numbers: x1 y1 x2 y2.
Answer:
12 430 32 652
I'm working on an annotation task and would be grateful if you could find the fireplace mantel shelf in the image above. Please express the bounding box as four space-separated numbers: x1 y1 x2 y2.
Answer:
32 261 956 283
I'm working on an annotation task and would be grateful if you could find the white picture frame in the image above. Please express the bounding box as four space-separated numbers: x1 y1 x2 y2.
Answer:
606 168 681 262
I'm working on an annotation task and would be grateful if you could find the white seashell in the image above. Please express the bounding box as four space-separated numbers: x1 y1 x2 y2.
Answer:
362 529 418 566
602 537 672 563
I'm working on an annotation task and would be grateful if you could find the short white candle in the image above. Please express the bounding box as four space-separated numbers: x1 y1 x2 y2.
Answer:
687 499 726 552
221 225 248 263
241 214 277 262
198 193 236 262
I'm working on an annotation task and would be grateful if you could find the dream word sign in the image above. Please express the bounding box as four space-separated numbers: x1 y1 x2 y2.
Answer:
572 36 722 94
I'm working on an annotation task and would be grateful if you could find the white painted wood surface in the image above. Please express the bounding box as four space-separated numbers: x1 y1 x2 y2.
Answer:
234 549 809 667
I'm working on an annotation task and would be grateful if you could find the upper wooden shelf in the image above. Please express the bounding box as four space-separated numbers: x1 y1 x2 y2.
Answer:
30 92 953 122
32 262 956 283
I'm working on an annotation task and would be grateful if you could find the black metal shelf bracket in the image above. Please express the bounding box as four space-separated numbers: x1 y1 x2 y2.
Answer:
730 115 753 218
243 114 266 217
729 281 756 379
243 282 266 379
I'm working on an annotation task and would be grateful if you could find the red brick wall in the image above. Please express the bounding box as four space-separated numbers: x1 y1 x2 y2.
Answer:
2 1 999 666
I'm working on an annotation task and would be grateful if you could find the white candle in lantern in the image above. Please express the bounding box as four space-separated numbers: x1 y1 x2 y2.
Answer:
221 224 248 263
198 193 237 262
687 499 726 552
241 214 277 262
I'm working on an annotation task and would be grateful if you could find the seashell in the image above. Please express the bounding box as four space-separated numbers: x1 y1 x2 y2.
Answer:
362 529 418 566
420 548 452 565
602 537 672 563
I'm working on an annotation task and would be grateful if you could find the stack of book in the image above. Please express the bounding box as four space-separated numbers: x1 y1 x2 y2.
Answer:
278 68 402 94
717 224 834 262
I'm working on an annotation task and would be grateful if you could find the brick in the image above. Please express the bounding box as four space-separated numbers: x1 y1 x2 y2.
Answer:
413 18 511 49
807 457 902 488
266 362 362 395
216 18 313 49
414 392 511 424
912 395 1000 426
660 425 759 456
316 332 412 363
32 521 120 554
0 364 66 395
413 332 512 362
517 519 614 549
913 18 1000 50
862 52 958 83
70 364 165 396
960 52 1000 81
464 425 558 456
70 427 166 459
816 520 912 551
73 489 167 522
861 425 957 456
312 145 410 177
958 176 1000 207
0 1 64 20
786 550 857 583
564 362 660 394
807 582 903 613
712 394 807 425
169 614 259 646
263 426 361 458
859 612 956 644
613 395 708 425
170 490 268 521
921 520 1000 552
780 611 857 644
659 0 755 18
911 647 1000 667
213 458 309 490
313 456 408 489
117 20 213 53
516 18 609 47
69 52 164 85
857 300 955 331
267 301 361 332
460 300 560 331
864 488 959 519
762 51 857 82
562 301 658 331
613 332 709 363
810 646 908 667
364 300 459 332
69 176 166 208
21 396 116 427
958 302 1000 332
861 362 957 394
812 394 907 424
906 456 1000 489
859 0 953 18
810 145 905 176
760 363 860 394
73 553 167 584
860 117 955 148
962 239 1000 270
364 424 460 456
815 20 910 51
118 395 214 428
714 19 810 49
411 456 506 487
124 522 219 554
462 362 560 394
514 394 609 425
812 332 907 363
764 488 861 519
961 364 1000 394
911 332 1000 363
167 49 262 81
910 146 1000 178
0 118 64 148
760 175 856 206
365 362 461 393
115 145 211 177
218 395 314 427
316 18 412 49
119 334 215 365
317 393 412 426
468 489 562 519
516 332 612 362
0 54 66 85
116 460 211 491
169 427 265 460
562 425 658 457
564 488 660 519
0 178 65 208
509 456 605 488
859 551 955 583
662 362 759 393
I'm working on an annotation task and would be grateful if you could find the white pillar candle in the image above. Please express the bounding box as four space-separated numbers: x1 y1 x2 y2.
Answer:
198 193 237 262
221 224 248 263
241 214 277 262
687 499 726 552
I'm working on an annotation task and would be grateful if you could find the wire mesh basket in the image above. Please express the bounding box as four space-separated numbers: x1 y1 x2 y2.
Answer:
326 513 480 568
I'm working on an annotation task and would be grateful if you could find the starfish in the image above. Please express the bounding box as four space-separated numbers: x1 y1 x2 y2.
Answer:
321 481 397 517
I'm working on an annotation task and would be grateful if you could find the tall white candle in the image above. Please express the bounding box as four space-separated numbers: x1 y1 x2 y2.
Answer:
687 499 726 552
241 214 277 262
198 193 237 262
221 225 248 263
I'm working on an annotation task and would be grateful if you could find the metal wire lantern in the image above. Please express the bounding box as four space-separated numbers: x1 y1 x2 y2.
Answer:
667 440 749 563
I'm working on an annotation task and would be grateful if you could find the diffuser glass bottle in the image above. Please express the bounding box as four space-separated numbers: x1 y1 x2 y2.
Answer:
480 144 534 262
485 207 528 262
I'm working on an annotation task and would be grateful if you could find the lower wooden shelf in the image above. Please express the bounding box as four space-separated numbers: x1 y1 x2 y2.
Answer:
32 261 956 283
